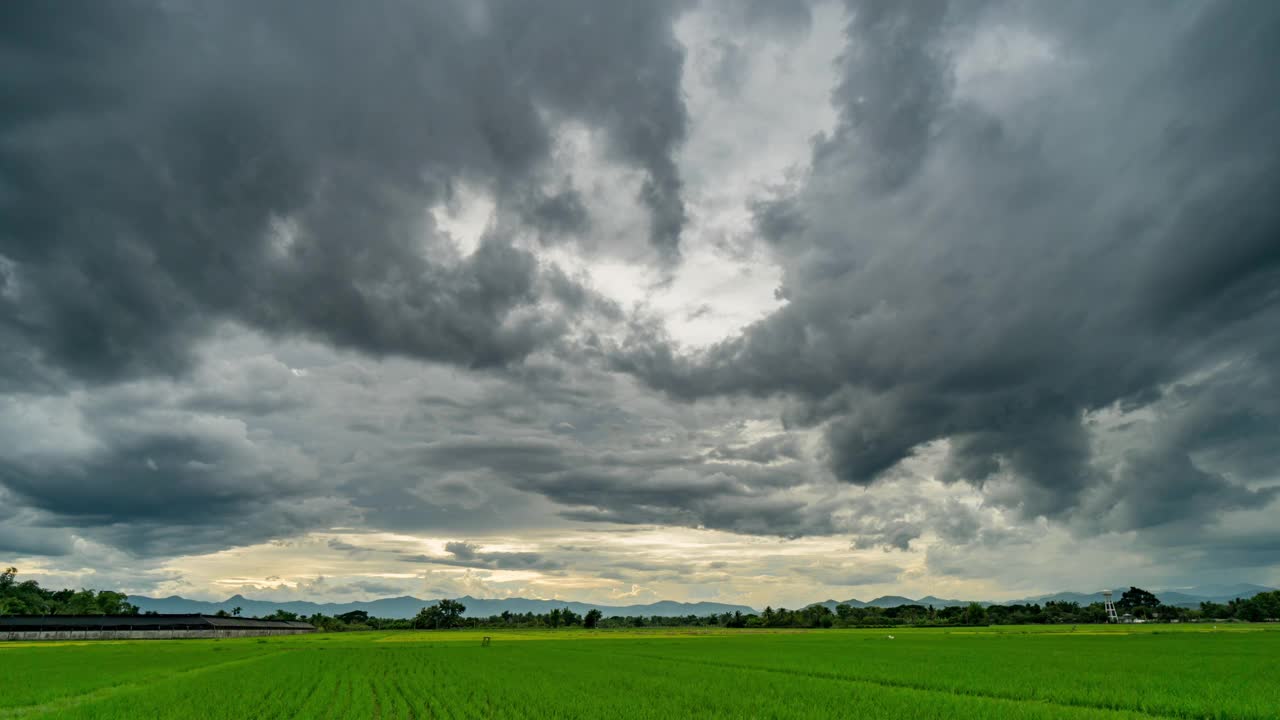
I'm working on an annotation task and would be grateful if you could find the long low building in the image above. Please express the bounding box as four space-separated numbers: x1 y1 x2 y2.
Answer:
0 614 315 641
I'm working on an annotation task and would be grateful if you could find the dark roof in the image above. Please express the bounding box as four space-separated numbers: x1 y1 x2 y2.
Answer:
0 614 314 631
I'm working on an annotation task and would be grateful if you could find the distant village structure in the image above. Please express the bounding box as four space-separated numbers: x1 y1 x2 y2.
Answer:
0 614 315 641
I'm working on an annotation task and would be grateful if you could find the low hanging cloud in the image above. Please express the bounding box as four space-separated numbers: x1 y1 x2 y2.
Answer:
403 540 565 572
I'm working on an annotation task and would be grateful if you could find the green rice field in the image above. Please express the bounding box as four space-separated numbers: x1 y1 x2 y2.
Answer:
2 625 1277 719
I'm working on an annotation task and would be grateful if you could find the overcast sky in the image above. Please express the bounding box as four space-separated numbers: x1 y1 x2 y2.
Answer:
2 0 1278 608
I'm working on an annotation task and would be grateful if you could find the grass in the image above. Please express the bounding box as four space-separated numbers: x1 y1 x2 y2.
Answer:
1 624 1276 719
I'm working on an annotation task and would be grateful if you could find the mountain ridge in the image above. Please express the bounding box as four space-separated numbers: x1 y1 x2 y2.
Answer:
127 594 758 619
1007 584 1276 609
128 583 1276 619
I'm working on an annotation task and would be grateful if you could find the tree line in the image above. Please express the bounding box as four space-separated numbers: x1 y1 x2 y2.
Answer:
4 570 1276 627
0 568 138 616
287 587 1280 632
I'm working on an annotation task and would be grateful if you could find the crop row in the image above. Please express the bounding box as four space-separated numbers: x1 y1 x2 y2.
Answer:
3 627 1277 719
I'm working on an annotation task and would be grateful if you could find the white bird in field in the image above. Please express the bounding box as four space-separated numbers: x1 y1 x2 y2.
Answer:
887 635 895 640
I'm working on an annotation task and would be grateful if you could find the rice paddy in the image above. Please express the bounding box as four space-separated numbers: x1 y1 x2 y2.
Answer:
2 624 1276 719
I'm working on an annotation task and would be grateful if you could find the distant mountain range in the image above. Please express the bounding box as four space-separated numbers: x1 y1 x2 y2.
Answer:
127 593 756 619
808 595 975 611
129 583 1276 619
814 584 1276 611
1006 584 1277 609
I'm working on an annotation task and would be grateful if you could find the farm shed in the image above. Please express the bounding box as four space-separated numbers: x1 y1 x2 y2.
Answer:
0 614 315 641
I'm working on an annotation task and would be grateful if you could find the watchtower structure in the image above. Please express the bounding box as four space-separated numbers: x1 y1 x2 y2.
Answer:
1103 590 1119 623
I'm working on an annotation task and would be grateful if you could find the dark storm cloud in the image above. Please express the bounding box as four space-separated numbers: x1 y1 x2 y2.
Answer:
558 493 831 539
820 0 952 191
615 0 1280 531
0 525 72 557
414 436 841 537
492 0 690 262
701 39 750 98
1078 359 1280 536
0 0 689 385
0 490 76 556
703 0 816 36
1 434 286 521
180 356 309 416
5 0 1278 593
835 493 981 552
1158 527 1280 571
709 434 801 463
402 540 565 572
0 421 336 556
1091 450 1273 533
514 188 591 240
326 539 362 553
1146 360 1280 485
0 368 350 557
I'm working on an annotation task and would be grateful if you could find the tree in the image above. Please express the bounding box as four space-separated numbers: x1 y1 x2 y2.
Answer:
414 605 440 629
232 606 242 617
1044 601 1080 623
0 568 19 616
1081 603 1108 624
801 604 834 628
438 599 466 623
66 590 100 614
963 602 987 625
415 599 466 630
0 571 142 617
95 591 138 615
1117 587 1160 613
584 608 603 629
1199 601 1229 619
1250 591 1280 620
307 613 337 632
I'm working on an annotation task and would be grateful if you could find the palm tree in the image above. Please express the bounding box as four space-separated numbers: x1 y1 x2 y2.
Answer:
232 606 242 617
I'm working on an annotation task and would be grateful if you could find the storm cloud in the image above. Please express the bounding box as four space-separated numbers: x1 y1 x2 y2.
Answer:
403 541 566 572
616 0 1280 531
1 0 688 385
2 0 1278 604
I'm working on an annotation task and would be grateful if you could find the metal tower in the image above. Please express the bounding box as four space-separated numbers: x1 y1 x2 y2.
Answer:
1103 590 1119 623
